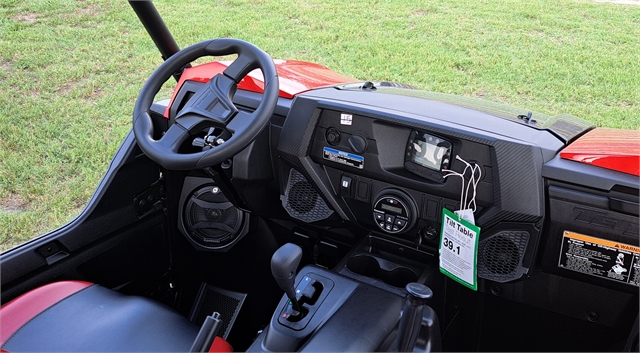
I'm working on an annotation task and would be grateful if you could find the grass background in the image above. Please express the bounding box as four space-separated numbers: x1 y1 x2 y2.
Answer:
1 0 639 251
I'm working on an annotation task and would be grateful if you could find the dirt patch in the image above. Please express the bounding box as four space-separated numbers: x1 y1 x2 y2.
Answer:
1 194 27 214
412 9 429 16
56 82 75 95
75 4 103 16
83 88 104 101
12 13 38 24
0 60 11 71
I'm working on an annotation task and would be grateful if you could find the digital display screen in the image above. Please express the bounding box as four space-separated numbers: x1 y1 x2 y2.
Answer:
409 134 449 171
380 203 402 214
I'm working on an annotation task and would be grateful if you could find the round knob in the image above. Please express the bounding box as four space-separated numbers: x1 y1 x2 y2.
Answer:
348 135 367 154
406 283 433 300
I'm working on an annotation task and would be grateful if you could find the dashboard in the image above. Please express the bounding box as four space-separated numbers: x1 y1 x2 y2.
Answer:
270 84 573 283
278 89 555 225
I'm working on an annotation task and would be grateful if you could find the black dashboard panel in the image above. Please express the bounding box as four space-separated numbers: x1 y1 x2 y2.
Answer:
276 87 566 259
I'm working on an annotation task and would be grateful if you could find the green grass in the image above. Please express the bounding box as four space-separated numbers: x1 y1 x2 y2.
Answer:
1 0 639 251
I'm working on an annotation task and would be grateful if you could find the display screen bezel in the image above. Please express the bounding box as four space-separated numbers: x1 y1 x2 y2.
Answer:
405 131 452 172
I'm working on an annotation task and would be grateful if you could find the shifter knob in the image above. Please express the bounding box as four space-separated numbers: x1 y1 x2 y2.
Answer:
396 282 433 352
406 282 432 303
271 243 303 312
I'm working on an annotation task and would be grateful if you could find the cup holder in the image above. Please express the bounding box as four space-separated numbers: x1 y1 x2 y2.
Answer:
346 255 418 288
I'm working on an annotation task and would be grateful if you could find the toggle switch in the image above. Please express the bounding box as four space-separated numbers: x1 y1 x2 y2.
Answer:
340 175 352 197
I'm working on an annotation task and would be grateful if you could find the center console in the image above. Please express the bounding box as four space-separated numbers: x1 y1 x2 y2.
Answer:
248 237 443 352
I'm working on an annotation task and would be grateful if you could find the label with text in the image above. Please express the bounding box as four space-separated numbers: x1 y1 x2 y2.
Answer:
558 231 639 287
439 208 480 290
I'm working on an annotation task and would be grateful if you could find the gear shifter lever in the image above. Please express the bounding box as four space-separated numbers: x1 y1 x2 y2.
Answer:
271 243 303 315
396 282 433 352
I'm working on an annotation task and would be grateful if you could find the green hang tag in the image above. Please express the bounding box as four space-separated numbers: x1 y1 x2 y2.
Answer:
439 208 481 291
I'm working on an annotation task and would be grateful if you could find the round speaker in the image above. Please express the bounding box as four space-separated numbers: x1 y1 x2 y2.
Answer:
183 185 244 249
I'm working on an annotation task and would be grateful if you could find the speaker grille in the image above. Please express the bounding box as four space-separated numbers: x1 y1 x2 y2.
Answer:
288 181 318 214
189 284 247 340
282 169 333 222
478 231 529 282
184 185 244 249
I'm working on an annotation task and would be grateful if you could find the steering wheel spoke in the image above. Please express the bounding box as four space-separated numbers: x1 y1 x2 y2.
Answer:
157 123 190 152
223 53 260 83
174 114 216 134
225 110 255 136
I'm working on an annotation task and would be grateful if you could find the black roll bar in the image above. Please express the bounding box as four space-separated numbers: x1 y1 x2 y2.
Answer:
128 0 190 81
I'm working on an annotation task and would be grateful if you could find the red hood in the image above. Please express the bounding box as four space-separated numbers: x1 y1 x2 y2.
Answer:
164 59 357 117
561 128 640 176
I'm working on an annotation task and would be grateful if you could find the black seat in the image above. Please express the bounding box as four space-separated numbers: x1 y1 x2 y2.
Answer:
0 281 232 352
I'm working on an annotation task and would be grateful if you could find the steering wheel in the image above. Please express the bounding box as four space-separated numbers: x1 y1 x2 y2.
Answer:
133 38 279 170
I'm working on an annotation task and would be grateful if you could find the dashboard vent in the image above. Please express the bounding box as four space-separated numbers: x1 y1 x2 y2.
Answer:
478 231 530 282
281 169 333 223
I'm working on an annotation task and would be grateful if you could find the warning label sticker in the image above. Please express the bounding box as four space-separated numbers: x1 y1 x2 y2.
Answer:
558 231 640 287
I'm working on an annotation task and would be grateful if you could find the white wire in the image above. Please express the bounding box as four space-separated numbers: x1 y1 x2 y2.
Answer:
442 155 482 212
442 163 469 210
456 155 483 212
456 155 474 210
467 163 482 212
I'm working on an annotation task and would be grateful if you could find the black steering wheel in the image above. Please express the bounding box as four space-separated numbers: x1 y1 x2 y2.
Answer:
133 38 279 170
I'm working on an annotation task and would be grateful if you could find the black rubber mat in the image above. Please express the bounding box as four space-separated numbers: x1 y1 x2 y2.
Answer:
188 283 247 340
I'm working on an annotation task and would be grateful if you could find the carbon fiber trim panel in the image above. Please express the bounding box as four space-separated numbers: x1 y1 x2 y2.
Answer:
277 97 320 164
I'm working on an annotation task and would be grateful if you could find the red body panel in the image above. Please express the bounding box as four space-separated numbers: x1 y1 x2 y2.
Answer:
561 128 640 176
164 59 357 117
0 281 93 345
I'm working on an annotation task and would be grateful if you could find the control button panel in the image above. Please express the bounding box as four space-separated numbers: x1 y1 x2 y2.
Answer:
372 193 413 234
